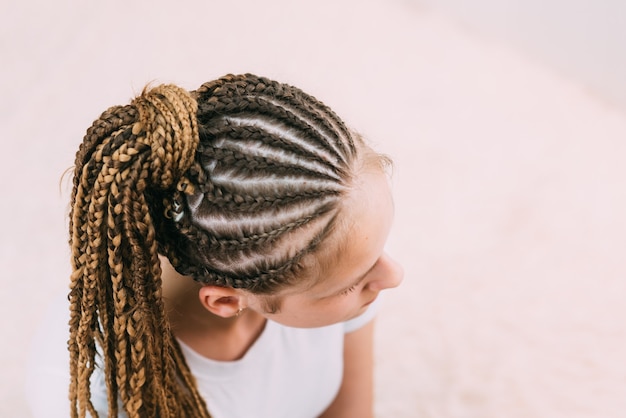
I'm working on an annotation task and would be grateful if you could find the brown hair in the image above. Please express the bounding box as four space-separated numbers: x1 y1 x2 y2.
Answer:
68 74 371 417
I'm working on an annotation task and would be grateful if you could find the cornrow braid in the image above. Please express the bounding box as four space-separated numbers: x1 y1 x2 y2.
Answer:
199 123 345 180
68 84 211 417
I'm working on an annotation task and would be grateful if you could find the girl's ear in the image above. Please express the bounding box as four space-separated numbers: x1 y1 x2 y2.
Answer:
198 285 245 318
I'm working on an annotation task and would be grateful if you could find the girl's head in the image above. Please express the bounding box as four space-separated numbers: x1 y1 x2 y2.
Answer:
68 74 400 417
150 74 397 315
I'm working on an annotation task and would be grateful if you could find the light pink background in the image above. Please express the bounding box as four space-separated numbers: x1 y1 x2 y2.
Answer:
2 1 625 417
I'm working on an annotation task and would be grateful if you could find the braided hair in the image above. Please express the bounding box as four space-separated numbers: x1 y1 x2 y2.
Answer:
68 74 367 417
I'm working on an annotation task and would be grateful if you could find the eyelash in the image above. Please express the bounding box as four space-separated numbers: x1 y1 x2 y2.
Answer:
340 284 357 296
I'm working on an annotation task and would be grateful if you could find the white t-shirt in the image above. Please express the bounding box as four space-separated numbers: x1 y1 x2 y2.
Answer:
25 293 378 418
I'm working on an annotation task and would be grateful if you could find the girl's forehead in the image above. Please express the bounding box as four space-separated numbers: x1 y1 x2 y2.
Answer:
299 168 394 294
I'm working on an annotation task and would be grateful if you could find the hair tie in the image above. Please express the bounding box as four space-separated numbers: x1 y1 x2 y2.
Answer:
131 84 199 190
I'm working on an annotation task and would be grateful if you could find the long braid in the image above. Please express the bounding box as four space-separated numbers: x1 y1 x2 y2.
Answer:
69 85 210 417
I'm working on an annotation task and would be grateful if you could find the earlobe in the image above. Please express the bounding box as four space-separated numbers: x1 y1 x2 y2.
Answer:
198 286 245 318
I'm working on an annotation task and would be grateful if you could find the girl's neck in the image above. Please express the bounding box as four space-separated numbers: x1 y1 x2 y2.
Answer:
160 257 267 361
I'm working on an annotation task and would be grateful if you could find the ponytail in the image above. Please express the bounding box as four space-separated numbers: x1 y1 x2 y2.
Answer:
68 85 210 417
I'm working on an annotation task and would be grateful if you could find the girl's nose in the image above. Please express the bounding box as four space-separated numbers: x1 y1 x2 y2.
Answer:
368 252 404 292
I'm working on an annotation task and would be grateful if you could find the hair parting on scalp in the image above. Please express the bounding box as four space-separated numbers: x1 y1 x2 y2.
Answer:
67 74 369 417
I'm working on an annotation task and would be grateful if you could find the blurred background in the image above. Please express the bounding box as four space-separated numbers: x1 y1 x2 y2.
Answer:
2 0 625 416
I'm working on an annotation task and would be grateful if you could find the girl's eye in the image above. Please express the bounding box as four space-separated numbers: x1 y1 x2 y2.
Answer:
340 284 357 296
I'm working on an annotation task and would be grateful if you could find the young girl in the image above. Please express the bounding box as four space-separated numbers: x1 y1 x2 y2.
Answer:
36 74 403 418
